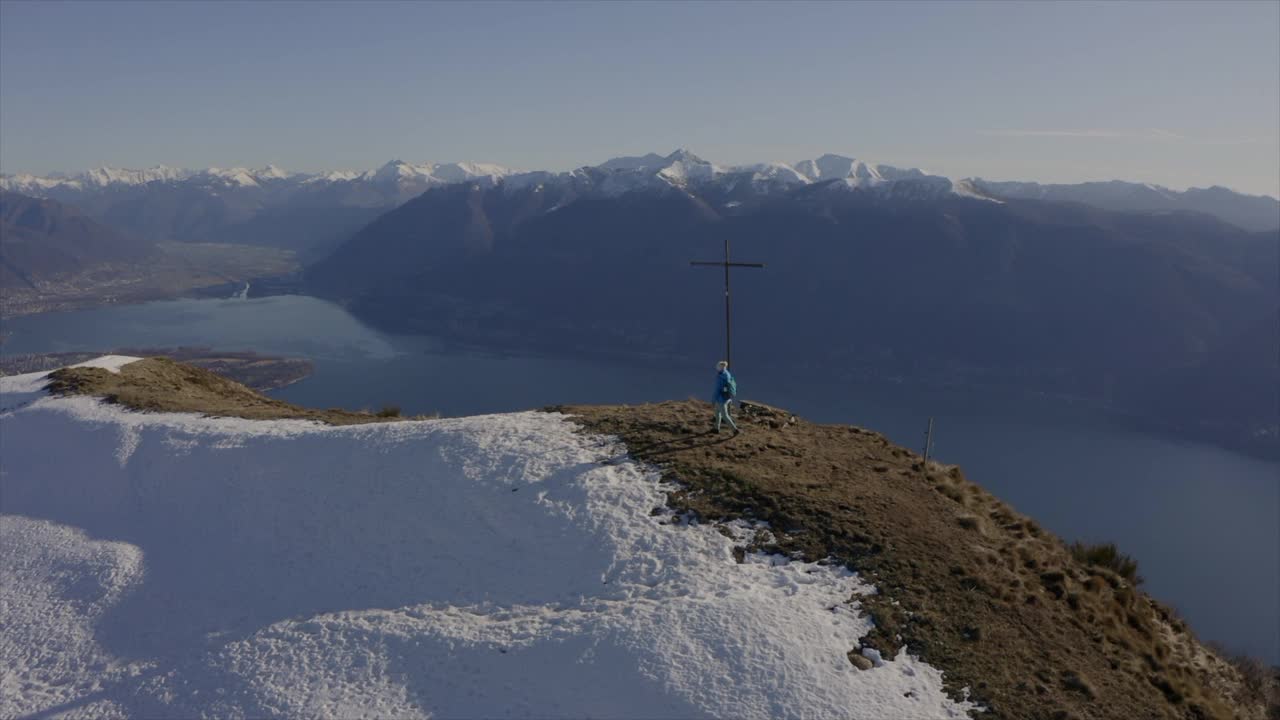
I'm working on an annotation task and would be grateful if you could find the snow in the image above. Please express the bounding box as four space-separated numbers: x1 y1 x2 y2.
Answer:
0 173 84 192
503 170 565 192
368 159 434 184
366 160 514 188
431 162 513 184
0 361 975 719
3 151 952 204
199 167 261 188
302 169 362 184
0 356 141 413
254 165 293 181
737 162 811 188
950 178 1004 203
656 149 723 186
794 154 871 183
788 155 947 190
71 354 141 374
1141 182 1177 200
81 165 192 187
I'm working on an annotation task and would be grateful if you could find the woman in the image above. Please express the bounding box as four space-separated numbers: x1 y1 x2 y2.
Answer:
711 360 739 434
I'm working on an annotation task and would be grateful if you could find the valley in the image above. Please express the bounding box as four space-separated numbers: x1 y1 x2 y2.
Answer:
0 241 297 316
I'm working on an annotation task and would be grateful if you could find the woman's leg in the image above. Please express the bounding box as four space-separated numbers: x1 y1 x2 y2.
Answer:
722 399 739 431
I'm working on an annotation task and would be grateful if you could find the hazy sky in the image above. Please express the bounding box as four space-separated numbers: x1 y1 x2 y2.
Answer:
2 0 1277 196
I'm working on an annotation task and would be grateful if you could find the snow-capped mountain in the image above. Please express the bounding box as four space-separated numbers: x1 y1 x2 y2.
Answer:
0 151 974 204
360 159 514 192
302 169 363 184
2 151 1273 252
494 149 983 202
81 165 193 188
0 164 297 192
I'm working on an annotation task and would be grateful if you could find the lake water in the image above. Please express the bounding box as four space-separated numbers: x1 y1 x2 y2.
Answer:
3 294 1277 663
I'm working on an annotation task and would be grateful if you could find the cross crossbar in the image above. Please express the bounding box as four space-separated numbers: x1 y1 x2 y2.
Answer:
690 261 765 268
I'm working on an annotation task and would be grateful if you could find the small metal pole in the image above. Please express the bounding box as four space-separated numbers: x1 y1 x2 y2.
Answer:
922 417 934 466
724 237 732 368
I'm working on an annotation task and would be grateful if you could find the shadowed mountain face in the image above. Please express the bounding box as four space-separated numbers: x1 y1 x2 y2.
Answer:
306 182 1279 452
35 182 387 256
0 191 157 288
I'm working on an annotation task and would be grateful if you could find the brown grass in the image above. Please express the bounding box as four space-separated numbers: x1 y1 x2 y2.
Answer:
1208 644 1280 719
46 357 409 425
556 399 1269 720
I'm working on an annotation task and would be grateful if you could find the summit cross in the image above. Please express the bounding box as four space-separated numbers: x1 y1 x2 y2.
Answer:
690 237 765 369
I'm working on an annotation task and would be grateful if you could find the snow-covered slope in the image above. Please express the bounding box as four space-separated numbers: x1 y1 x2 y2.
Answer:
0 359 974 719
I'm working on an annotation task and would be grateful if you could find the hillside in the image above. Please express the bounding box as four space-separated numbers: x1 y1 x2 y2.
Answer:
2 357 1273 719
564 401 1275 719
0 190 157 288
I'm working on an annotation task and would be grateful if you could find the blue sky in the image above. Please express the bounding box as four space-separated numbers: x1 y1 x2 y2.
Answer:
2 0 1277 196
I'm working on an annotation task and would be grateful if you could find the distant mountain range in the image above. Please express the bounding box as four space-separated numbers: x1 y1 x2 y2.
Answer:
3 151 1275 256
969 179 1280 232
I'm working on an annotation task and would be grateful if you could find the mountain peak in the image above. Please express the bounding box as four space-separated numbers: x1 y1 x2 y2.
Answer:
597 153 669 172
664 148 705 164
256 164 291 180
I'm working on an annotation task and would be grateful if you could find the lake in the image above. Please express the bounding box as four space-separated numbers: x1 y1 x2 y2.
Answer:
3 293 1277 663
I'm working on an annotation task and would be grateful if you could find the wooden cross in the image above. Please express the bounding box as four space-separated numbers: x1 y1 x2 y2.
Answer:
691 237 764 369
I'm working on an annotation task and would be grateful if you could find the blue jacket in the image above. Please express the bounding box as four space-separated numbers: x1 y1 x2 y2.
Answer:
713 369 737 403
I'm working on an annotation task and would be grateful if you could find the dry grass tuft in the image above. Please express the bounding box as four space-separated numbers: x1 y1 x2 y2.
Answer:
1208 644 1280 719
1070 541 1143 585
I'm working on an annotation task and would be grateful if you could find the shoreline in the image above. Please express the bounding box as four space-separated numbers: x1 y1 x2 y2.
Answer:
5 291 1276 464
0 347 313 393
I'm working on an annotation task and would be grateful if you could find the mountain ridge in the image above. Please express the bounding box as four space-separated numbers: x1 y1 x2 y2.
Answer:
2 355 1270 719
0 190 157 287
5 152 1274 256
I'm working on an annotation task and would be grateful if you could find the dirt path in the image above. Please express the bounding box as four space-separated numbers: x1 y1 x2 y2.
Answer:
556 400 1268 720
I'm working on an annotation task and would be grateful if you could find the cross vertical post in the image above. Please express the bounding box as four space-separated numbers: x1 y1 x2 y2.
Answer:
691 237 764 368
922 417 935 466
